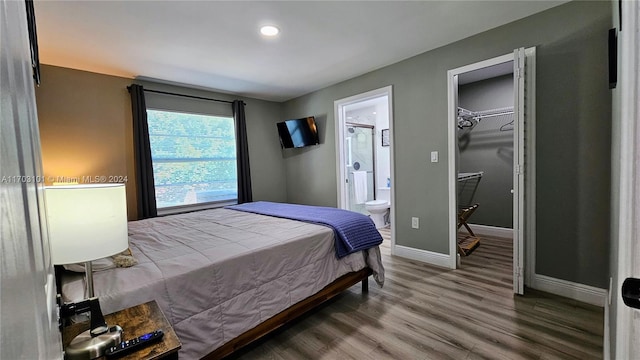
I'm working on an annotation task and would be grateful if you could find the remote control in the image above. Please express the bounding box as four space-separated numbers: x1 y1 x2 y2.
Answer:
104 329 164 358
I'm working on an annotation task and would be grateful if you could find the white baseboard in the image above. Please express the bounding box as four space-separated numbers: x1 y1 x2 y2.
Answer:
460 224 513 238
532 274 607 307
393 245 453 269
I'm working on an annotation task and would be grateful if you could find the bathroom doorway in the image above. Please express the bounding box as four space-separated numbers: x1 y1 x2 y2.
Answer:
335 86 394 246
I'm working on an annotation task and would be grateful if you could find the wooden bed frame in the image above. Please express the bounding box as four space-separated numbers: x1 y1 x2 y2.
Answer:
203 267 373 359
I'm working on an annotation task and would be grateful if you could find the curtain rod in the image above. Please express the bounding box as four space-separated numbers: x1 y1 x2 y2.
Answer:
127 86 244 105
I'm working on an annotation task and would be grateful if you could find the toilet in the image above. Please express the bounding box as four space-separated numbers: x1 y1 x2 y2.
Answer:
365 199 390 229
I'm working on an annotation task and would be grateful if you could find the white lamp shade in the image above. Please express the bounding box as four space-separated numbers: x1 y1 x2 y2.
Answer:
45 184 128 265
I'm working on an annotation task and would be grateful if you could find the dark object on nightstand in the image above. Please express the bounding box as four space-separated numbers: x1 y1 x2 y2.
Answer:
63 301 180 360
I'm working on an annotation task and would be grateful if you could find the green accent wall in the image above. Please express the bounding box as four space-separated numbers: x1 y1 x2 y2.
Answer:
36 66 287 220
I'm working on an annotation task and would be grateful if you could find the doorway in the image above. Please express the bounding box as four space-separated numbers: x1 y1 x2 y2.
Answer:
447 48 536 294
344 124 375 214
335 86 394 246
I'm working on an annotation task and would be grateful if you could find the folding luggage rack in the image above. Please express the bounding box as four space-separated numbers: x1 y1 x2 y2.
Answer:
457 172 483 256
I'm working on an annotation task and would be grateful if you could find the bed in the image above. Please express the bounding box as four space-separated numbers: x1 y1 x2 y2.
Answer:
60 202 385 359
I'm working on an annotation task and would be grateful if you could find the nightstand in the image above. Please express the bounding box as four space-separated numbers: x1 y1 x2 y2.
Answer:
62 300 181 360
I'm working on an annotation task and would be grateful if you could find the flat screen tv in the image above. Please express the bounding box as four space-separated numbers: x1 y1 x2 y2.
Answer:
277 116 319 149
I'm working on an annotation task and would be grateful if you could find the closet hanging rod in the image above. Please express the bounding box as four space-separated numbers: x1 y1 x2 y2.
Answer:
475 106 514 116
458 106 514 118
457 171 484 181
458 107 475 117
475 111 514 120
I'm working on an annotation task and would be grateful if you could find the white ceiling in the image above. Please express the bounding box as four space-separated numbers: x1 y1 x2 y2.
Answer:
34 1 567 102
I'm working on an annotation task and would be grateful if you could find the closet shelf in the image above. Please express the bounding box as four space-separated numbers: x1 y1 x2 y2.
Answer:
457 171 484 181
457 106 514 130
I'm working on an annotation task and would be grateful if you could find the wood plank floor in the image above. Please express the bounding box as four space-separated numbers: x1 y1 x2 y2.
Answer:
228 228 604 359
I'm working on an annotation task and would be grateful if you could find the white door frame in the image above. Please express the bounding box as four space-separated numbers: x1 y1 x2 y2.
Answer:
335 86 395 249
446 50 536 289
614 0 640 358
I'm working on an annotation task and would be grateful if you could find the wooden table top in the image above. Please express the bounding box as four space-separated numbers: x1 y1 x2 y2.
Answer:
62 300 181 360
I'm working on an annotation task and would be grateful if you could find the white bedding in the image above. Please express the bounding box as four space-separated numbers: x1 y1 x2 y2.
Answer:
61 208 384 359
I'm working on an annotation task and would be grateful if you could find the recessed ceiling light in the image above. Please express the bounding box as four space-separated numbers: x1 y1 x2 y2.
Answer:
260 25 280 37
372 112 377 115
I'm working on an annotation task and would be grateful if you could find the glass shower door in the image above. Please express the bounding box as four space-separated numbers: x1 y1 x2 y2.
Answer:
344 125 375 214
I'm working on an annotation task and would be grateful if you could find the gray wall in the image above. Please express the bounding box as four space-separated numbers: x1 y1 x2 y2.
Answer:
458 75 514 228
282 1 612 288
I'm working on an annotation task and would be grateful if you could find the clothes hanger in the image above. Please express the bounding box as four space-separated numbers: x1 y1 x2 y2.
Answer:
499 114 514 131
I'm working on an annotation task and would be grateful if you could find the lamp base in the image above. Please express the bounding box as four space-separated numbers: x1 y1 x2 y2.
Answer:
65 325 123 360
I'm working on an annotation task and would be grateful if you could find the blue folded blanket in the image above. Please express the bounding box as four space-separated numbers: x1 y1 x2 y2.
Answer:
227 201 383 258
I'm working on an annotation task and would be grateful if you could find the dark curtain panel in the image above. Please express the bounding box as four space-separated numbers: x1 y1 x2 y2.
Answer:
129 84 158 218
233 100 252 203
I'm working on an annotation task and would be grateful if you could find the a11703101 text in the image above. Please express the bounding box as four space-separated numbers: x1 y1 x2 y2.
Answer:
1 175 47 183
0 175 128 184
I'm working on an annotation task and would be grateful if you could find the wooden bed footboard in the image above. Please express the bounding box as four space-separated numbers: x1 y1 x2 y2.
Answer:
203 267 373 359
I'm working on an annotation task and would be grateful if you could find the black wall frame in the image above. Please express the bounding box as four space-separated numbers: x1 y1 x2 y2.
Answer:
25 0 40 85
609 28 617 90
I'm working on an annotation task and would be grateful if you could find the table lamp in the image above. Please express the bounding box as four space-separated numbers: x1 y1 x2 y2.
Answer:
45 183 129 360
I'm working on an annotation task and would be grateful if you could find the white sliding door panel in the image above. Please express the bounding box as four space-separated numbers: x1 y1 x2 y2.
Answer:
0 0 62 357
513 47 526 295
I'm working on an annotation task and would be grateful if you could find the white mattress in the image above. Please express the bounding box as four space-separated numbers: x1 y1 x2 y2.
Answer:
61 208 384 359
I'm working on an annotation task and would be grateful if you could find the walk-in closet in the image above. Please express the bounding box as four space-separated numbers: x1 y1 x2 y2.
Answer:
456 65 515 273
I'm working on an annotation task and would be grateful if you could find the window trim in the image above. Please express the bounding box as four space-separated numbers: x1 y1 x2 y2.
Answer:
157 199 238 217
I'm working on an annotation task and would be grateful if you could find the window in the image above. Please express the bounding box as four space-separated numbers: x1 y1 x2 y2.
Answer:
146 109 237 210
